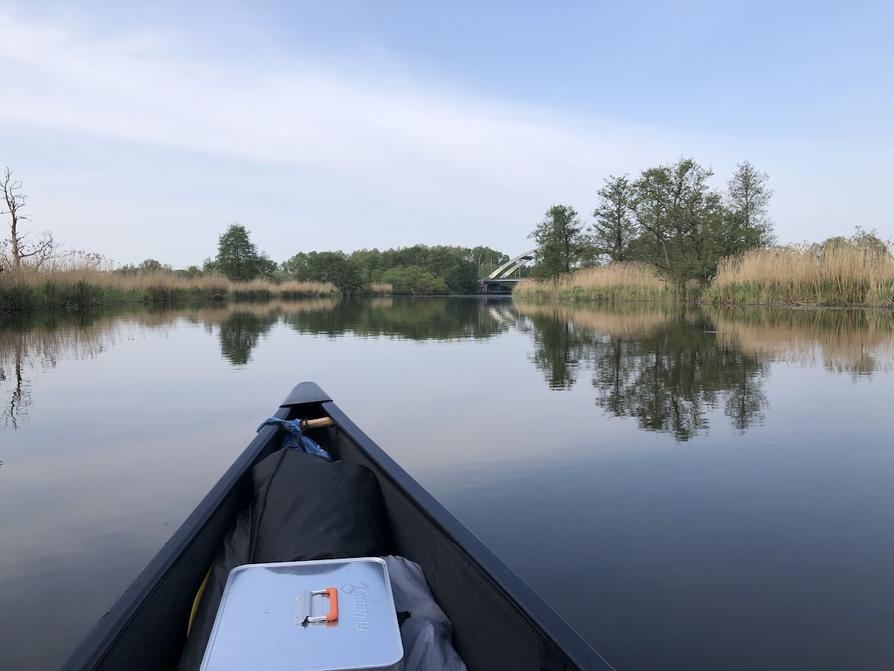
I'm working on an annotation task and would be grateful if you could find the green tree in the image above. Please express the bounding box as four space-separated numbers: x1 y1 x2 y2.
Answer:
177 265 203 279
380 265 449 294
628 158 755 284
664 158 724 283
631 166 674 271
727 161 773 247
255 254 277 280
138 258 172 273
592 175 636 262
214 224 264 281
347 245 485 294
847 227 890 256
281 251 363 292
529 205 585 281
466 246 510 277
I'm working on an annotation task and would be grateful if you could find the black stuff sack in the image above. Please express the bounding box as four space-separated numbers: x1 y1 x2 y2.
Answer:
178 448 391 671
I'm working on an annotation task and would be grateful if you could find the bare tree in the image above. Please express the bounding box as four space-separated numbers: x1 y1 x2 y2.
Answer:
1 167 54 270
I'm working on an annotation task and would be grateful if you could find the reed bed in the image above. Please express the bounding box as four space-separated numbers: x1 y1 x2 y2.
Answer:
706 245 894 307
0 268 337 313
513 263 678 303
513 300 672 338
366 282 394 296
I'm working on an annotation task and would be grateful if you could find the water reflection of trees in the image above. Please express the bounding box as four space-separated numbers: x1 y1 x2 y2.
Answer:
217 311 279 366
5 299 894 439
516 303 894 440
282 297 507 341
0 311 119 428
0 301 339 428
0 298 506 429
587 316 769 440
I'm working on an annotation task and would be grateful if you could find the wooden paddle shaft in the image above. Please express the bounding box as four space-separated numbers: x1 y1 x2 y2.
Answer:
300 417 335 430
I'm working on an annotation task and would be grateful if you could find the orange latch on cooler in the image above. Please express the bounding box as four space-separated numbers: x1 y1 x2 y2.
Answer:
297 587 339 626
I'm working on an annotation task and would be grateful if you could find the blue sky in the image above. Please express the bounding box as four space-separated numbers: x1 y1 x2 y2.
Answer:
1 1 892 266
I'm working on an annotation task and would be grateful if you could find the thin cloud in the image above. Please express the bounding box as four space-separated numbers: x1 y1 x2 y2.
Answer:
0 7 889 264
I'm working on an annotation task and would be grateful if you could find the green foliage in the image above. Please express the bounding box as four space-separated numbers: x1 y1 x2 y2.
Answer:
588 158 777 285
380 265 449 294
592 175 636 262
351 245 481 294
529 205 586 281
727 161 774 246
214 224 269 282
176 265 203 279
281 251 363 293
821 227 890 255
116 258 174 275
466 246 511 278
280 244 496 295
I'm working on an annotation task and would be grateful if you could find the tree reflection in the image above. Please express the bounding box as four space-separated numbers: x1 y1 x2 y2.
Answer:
0 310 115 429
3 298 894 441
517 304 771 440
217 310 279 365
282 297 507 341
525 310 590 389
0 336 29 429
588 314 768 439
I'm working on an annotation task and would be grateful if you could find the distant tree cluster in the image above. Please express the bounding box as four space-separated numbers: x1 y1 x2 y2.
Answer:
531 159 776 284
281 245 509 294
114 224 278 282
109 221 510 294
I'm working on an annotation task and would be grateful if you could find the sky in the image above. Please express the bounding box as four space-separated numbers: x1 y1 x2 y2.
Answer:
1 1 892 267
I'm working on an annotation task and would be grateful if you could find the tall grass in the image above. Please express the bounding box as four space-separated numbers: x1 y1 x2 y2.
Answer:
366 282 394 296
0 267 337 313
706 245 894 306
513 262 679 303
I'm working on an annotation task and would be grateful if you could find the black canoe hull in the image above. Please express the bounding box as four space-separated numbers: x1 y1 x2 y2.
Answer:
63 382 613 671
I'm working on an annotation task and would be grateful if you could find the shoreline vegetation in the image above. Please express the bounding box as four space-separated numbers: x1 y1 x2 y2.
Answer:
516 240 894 308
4 237 894 313
3 161 893 313
2 167 510 313
0 267 343 313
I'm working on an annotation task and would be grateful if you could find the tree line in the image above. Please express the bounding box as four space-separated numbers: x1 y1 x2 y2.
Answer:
530 159 775 284
118 224 509 295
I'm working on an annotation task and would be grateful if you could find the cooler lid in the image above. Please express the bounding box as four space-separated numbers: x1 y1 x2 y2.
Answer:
200 557 404 671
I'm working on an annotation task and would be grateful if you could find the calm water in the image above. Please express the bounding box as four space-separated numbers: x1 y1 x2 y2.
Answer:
2 298 893 670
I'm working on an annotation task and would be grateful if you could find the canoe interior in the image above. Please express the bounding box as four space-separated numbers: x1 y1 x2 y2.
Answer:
63 383 611 671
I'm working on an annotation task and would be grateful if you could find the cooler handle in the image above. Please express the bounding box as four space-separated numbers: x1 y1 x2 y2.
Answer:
298 587 339 626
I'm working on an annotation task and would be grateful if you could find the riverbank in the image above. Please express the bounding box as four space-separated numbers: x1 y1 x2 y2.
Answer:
0 269 342 313
706 245 894 307
513 262 684 303
515 244 894 308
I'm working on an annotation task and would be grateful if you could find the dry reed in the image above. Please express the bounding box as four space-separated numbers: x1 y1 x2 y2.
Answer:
0 267 337 313
366 282 394 295
513 262 676 303
707 245 894 306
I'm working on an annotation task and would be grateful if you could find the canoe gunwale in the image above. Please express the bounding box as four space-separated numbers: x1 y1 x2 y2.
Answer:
62 382 614 671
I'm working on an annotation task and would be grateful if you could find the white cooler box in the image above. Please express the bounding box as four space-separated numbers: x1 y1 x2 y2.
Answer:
200 557 404 671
